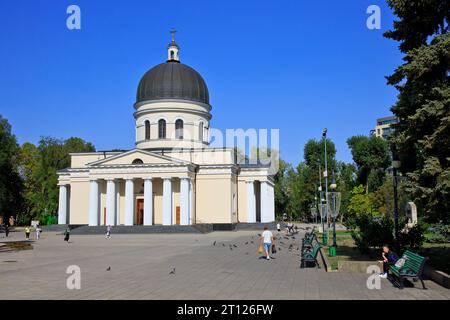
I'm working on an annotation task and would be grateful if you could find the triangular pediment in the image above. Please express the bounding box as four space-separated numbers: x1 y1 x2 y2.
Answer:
87 149 189 166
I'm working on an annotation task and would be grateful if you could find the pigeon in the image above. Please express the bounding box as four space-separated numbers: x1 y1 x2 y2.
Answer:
244 241 248 245
222 243 226 247
213 241 216 246
257 233 261 237
106 266 111 271
250 241 254 244
169 267 176 275
280 241 286 245
233 244 238 248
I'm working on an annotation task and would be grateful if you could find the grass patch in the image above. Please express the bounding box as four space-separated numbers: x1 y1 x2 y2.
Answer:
0 241 33 252
314 230 450 273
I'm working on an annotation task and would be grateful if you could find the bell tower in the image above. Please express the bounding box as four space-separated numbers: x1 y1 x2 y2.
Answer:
167 28 179 62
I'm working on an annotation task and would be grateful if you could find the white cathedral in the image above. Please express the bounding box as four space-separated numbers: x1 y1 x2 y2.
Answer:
57 32 275 228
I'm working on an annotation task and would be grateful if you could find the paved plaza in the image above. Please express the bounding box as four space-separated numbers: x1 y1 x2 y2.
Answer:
0 229 449 300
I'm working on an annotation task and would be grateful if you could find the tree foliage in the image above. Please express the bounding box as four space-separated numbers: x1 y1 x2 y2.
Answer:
0 116 24 221
19 137 95 223
347 135 390 193
385 0 450 223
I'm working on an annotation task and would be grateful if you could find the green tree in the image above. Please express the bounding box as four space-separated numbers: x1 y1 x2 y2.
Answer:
335 161 357 222
303 138 337 174
19 137 95 223
347 135 390 193
346 185 378 218
0 116 24 222
273 158 292 219
385 0 450 222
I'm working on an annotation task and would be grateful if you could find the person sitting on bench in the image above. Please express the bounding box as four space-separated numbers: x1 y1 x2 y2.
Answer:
379 244 399 278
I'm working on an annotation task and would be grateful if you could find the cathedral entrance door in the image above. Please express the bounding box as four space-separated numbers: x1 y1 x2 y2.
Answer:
176 206 180 225
136 199 144 225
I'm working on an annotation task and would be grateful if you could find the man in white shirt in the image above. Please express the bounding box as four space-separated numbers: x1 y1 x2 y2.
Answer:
260 226 274 260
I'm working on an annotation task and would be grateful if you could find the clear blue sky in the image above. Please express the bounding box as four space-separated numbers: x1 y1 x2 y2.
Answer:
0 0 402 165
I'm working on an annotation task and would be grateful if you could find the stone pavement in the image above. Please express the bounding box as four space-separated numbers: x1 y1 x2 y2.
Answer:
0 229 449 300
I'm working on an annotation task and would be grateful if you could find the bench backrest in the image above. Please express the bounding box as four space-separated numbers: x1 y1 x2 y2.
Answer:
403 250 427 273
311 243 321 257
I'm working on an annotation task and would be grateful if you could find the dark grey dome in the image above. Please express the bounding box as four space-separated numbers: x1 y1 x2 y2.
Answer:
136 61 209 105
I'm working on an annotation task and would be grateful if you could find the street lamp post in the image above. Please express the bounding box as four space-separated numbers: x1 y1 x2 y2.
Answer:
330 178 337 248
323 128 329 244
391 144 401 253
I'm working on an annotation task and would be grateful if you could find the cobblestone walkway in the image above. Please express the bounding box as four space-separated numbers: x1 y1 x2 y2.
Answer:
0 230 448 299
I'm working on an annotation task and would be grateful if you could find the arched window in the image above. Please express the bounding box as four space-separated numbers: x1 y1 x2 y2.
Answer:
158 119 166 139
144 120 150 140
170 50 175 60
132 158 143 165
175 119 184 139
199 121 204 142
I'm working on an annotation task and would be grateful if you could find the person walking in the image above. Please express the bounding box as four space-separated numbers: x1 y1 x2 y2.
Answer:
64 228 70 243
5 224 9 238
260 226 274 260
35 225 41 240
25 226 31 240
106 225 112 239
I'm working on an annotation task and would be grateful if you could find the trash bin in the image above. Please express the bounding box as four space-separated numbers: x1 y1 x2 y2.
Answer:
329 245 336 257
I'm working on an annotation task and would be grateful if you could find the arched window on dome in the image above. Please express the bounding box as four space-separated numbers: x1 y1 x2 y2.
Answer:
158 119 166 139
170 50 175 60
199 121 204 142
175 119 184 139
144 120 150 140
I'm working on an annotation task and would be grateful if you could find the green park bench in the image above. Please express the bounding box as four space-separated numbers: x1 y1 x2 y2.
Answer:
301 232 318 250
300 242 321 269
389 250 429 290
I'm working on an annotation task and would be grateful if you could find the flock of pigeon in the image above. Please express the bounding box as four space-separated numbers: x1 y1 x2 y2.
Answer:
210 231 301 257
105 228 305 274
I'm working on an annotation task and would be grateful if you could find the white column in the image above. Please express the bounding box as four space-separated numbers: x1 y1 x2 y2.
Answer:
144 178 153 225
189 180 194 225
180 178 190 225
58 185 68 224
106 179 116 226
162 177 172 226
260 181 273 223
268 183 275 222
116 182 121 225
125 179 134 226
88 180 99 226
246 181 256 223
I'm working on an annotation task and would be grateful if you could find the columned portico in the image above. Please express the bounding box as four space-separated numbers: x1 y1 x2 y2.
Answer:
88 179 99 226
125 179 134 226
162 177 173 225
246 181 256 223
144 178 153 225
58 184 68 224
180 177 190 225
106 179 116 226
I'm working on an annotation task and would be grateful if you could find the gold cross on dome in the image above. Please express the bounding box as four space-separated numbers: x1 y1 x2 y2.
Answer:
170 28 177 42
